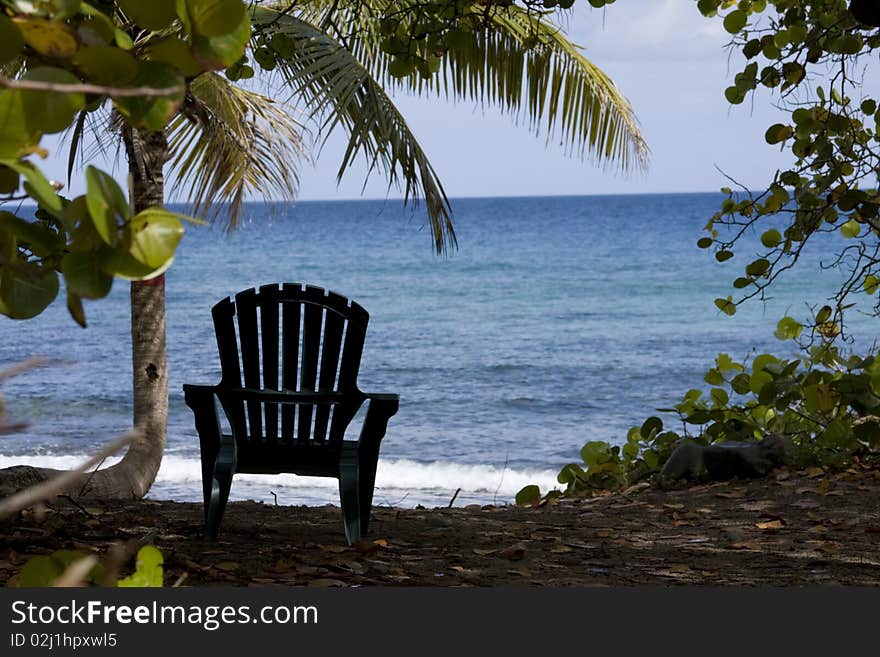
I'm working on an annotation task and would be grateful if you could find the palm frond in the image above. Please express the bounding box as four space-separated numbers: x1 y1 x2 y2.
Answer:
167 72 307 228
267 0 649 171
251 10 454 251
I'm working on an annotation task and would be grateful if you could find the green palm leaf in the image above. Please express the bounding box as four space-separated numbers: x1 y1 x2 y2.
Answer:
166 72 306 228
251 11 455 251
266 0 648 170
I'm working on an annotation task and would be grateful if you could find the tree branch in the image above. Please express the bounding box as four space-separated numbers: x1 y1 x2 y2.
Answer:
0 75 183 98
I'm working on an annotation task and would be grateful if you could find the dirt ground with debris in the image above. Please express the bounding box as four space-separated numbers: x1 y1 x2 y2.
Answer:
2 465 880 586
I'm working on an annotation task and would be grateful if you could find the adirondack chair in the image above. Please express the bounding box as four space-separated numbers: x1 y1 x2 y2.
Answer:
183 283 399 544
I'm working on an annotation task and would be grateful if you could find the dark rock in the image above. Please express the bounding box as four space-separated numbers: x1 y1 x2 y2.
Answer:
658 434 790 487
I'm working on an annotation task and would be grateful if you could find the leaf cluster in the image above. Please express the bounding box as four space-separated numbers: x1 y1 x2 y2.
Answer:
17 545 163 587
517 331 880 503
691 0 880 326
0 0 250 324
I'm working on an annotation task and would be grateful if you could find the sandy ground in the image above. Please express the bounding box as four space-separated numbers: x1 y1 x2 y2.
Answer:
2 465 880 586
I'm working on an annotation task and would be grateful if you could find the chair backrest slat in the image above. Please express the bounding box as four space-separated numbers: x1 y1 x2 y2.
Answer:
211 283 370 447
280 284 302 442
313 299 345 441
297 300 323 441
235 288 262 439
259 284 280 441
337 302 367 391
212 298 246 438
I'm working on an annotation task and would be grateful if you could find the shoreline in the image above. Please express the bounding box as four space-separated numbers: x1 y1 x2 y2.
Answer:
3 467 880 586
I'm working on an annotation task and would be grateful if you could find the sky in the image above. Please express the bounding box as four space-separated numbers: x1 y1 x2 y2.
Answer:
40 0 794 201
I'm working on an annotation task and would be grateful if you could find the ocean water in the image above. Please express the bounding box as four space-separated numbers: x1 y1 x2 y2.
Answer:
1 193 876 507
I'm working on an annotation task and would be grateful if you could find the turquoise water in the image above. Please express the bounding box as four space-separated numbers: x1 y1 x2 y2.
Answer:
1 193 876 506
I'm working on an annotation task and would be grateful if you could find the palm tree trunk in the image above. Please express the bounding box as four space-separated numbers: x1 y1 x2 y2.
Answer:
0 129 169 500
83 128 170 498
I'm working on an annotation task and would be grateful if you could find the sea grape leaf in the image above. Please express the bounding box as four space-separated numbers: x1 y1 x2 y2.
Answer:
13 17 78 58
191 10 250 69
116 0 178 32
61 251 113 299
99 245 173 281
85 166 129 245
147 37 202 77
73 46 139 86
18 556 64 587
185 0 246 37
0 92 39 158
0 262 59 319
21 67 85 134
0 15 24 65
774 316 803 341
67 289 86 327
128 208 184 269
515 485 541 506
112 62 185 131
117 546 164 587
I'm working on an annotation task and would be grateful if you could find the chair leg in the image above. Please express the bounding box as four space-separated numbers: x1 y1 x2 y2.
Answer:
338 444 361 545
205 435 236 540
358 442 381 535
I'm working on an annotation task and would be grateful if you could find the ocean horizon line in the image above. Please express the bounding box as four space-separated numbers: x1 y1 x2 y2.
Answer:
14 189 732 210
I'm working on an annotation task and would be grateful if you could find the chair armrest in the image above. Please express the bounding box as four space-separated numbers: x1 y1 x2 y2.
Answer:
183 384 222 434
183 383 218 400
364 393 400 404
215 387 346 405
357 393 399 447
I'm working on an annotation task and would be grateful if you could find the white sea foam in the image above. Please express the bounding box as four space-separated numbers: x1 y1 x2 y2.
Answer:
0 453 561 508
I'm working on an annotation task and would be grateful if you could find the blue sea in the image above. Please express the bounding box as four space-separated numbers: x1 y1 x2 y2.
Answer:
1 193 877 507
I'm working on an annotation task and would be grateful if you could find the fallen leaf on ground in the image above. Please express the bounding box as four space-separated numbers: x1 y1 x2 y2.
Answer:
351 540 384 556
595 529 612 538
756 520 785 530
213 561 239 572
727 542 762 551
472 548 496 556
715 490 747 499
499 545 526 561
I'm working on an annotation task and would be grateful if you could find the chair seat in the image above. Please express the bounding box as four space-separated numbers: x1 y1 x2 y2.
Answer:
232 438 343 477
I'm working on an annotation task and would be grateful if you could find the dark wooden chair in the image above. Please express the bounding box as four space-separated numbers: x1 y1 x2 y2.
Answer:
183 283 399 544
